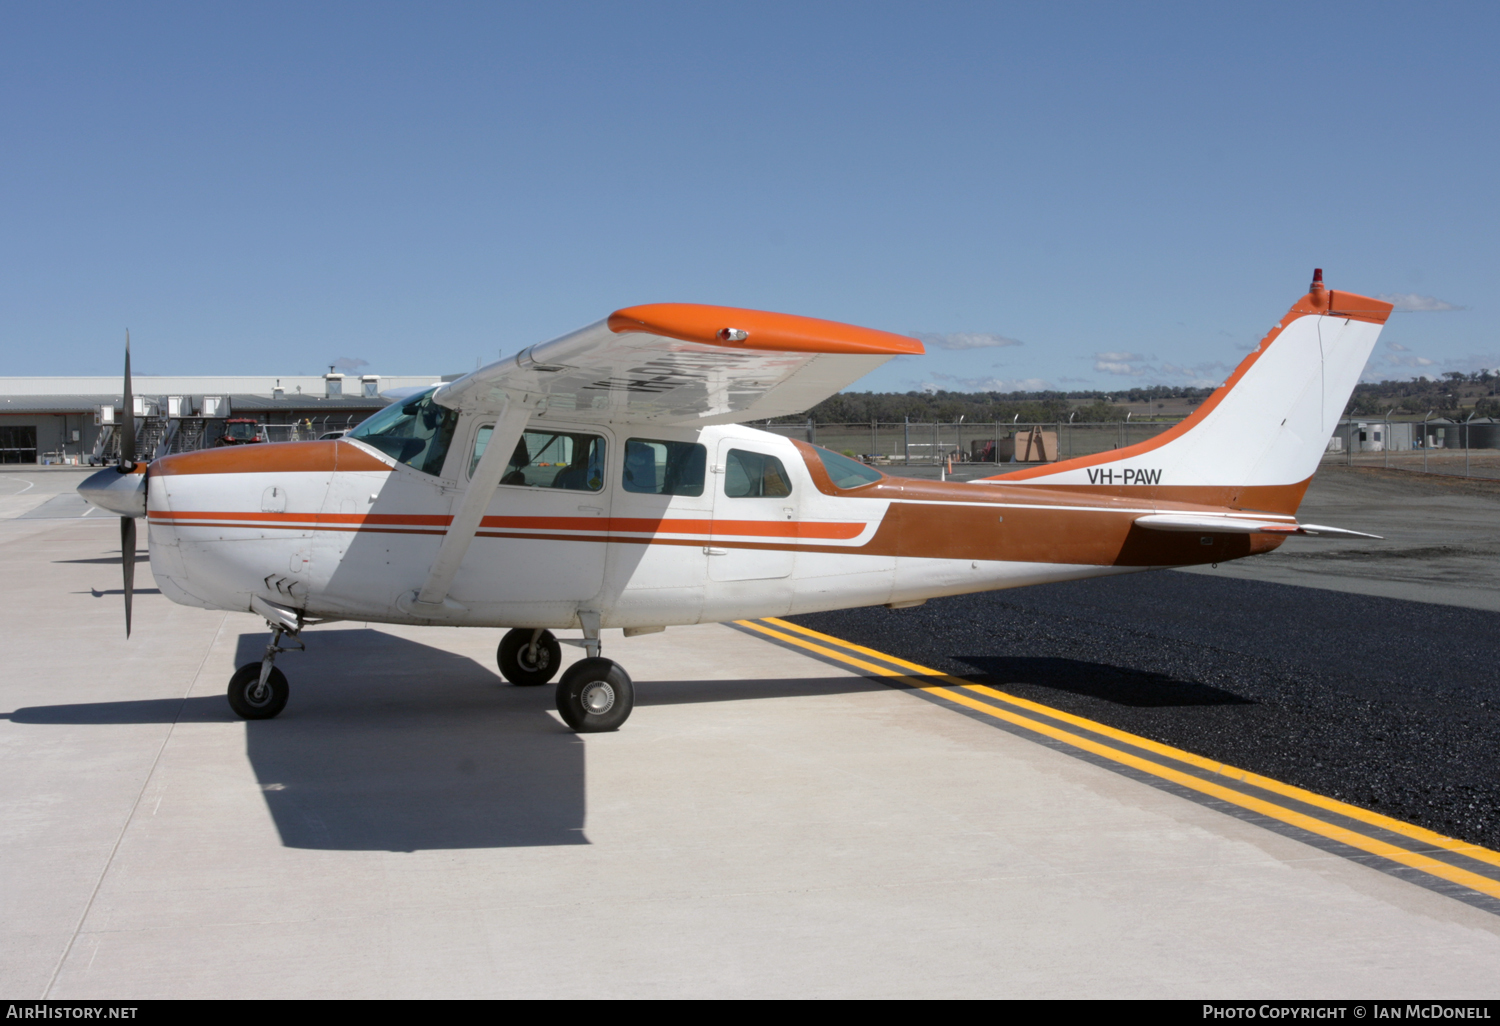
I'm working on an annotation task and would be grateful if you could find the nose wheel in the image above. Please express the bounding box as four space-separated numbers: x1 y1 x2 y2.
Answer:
227 622 301 720
498 628 562 686
228 664 289 719
556 658 634 732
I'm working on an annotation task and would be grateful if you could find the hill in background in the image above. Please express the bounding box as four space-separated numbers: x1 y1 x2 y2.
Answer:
783 372 1500 425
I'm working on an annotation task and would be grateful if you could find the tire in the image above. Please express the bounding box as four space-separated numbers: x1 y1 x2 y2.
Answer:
227 663 289 720
555 658 634 733
498 629 562 686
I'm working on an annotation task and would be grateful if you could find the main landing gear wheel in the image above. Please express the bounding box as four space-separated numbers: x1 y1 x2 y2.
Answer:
227 664 289 720
498 628 562 686
556 658 634 733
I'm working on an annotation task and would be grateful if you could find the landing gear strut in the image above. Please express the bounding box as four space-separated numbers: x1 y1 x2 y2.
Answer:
553 617 633 732
498 628 562 686
227 623 301 720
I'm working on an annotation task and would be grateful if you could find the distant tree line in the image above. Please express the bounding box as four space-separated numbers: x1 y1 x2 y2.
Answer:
1345 370 1500 417
769 370 1500 425
772 385 1215 425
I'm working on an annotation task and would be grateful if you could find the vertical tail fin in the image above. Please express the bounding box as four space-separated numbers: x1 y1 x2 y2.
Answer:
981 272 1393 514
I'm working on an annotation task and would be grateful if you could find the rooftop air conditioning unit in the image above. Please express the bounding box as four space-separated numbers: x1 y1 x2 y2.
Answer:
361 374 380 397
201 395 230 418
325 373 344 398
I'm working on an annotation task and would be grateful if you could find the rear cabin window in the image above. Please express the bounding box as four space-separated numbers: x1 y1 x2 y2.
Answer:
724 449 792 498
471 427 606 492
812 446 884 489
348 388 459 477
623 439 706 496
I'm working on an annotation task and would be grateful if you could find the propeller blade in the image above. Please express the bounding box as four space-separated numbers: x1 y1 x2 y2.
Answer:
120 330 136 468
121 515 135 638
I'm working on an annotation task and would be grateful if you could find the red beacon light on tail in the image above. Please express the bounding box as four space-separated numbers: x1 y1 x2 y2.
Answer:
1308 267 1326 308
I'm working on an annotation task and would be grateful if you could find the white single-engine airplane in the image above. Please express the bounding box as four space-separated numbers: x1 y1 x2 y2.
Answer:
80 270 1389 731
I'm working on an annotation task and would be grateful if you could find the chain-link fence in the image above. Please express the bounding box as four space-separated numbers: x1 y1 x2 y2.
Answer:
261 414 366 443
1322 417 1500 481
754 417 1500 482
755 420 1186 465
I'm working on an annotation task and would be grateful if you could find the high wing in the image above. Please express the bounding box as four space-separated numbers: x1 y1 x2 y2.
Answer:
408 303 921 614
431 303 924 425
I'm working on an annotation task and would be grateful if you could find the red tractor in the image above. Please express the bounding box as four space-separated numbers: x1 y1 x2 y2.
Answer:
217 418 264 446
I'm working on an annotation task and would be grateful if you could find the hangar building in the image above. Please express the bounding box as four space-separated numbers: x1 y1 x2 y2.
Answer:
0 373 442 464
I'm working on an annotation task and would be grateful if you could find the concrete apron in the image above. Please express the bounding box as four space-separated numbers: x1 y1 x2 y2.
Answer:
3 515 1500 999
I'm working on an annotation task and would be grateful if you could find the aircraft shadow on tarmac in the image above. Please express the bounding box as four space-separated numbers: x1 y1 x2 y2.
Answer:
951 655 1254 707
2 628 885 854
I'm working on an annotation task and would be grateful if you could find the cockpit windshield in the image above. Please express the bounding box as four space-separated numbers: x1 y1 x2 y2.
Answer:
348 388 459 476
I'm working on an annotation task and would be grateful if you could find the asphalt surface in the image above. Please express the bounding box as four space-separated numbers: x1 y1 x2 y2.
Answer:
789 572 1500 851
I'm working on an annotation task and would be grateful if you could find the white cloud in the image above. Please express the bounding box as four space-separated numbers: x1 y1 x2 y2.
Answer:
1442 353 1500 375
1375 293 1465 312
924 372 1052 391
1361 352 1500 382
1157 361 1231 388
1386 341 1409 351
1093 352 1151 376
1094 360 1147 377
1384 353 1435 368
1091 352 1225 386
913 331 1024 351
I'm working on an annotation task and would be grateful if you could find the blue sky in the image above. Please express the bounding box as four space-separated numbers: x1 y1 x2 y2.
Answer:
2 1 1495 392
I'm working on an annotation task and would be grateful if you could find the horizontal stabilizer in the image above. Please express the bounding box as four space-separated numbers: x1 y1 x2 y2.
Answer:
1133 514 1381 539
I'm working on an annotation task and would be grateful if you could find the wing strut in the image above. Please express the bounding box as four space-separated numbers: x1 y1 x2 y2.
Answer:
409 397 535 613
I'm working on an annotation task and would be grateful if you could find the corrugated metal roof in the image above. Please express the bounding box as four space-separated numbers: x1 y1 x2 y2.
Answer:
0 394 392 415
0 374 442 396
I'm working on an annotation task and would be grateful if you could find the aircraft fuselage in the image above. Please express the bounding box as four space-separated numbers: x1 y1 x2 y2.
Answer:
143 422 1283 630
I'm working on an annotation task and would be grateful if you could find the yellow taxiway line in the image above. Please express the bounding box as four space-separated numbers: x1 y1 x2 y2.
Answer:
735 616 1500 905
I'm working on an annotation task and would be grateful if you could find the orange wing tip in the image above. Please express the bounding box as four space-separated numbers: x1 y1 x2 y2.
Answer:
608 303 925 356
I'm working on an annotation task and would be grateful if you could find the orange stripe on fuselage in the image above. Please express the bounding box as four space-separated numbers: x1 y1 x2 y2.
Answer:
150 510 450 526
492 516 866 540
147 509 867 541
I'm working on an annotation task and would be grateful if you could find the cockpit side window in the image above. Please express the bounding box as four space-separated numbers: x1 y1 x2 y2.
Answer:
472 427 606 491
348 388 459 477
623 439 706 496
724 449 792 498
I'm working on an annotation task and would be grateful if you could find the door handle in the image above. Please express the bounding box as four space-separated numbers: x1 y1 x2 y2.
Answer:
577 505 604 515
703 546 728 556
